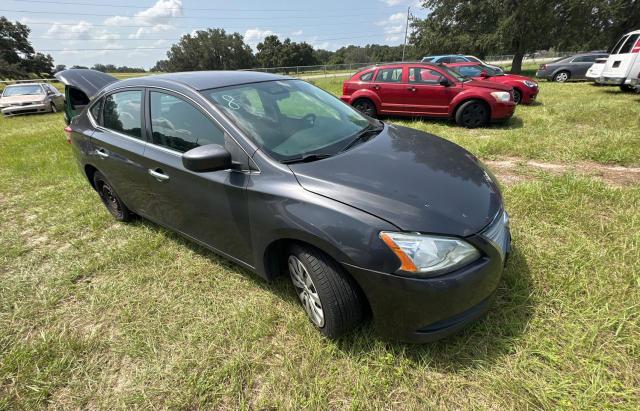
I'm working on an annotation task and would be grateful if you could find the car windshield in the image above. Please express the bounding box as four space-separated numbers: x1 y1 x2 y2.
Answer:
204 80 371 162
2 85 44 97
438 65 468 82
421 57 434 62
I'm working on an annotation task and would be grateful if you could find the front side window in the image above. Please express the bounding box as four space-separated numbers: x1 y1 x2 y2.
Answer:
103 90 142 139
409 68 445 84
149 91 225 153
375 68 403 82
205 80 370 161
618 34 639 54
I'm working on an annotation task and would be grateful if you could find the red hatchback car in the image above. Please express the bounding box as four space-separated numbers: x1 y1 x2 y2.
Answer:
340 62 516 128
446 62 539 104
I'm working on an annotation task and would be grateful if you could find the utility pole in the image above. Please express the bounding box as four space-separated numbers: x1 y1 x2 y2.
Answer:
401 6 410 62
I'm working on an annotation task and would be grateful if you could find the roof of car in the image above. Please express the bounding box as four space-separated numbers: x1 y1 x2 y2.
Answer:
445 62 481 67
4 82 45 87
115 70 292 91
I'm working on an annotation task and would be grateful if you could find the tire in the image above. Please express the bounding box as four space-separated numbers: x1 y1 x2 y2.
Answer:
512 88 522 104
553 71 570 82
620 84 635 93
352 98 377 117
455 100 490 128
50 102 57 113
287 244 364 339
93 171 132 222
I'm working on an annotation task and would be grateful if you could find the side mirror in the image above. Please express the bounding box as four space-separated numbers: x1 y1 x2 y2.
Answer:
480 70 489 77
439 77 452 87
182 144 232 172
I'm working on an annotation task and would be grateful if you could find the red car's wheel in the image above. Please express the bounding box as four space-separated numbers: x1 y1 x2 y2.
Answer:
455 100 490 128
352 98 377 118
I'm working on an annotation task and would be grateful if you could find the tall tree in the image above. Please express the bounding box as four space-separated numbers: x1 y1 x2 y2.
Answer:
163 29 255 72
256 35 282 67
255 35 318 68
0 17 54 78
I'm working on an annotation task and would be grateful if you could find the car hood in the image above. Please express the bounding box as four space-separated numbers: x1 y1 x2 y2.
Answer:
54 69 118 100
0 95 45 104
463 78 512 92
289 124 502 237
488 74 534 83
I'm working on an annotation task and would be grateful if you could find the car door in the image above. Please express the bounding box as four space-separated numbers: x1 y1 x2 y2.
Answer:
403 67 454 116
570 55 598 78
140 88 253 264
369 67 407 114
89 89 151 215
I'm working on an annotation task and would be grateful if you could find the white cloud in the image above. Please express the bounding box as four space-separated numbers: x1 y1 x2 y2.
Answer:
105 0 183 38
244 28 277 50
376 12 407 42
382 0 405 5
46 21 119 41
291 29 303 36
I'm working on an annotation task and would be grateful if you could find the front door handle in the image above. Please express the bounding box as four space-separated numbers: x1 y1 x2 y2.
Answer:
407 86 416 92
371 85 380 90
148 168 170 182
95 148 109 159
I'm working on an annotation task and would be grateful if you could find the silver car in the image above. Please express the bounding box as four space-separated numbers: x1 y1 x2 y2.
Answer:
0 83 65 116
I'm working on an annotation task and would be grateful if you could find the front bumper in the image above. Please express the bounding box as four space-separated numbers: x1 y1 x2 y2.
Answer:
346 213 511 343
491 101 516 120
1 102 49 116
521 87 539 104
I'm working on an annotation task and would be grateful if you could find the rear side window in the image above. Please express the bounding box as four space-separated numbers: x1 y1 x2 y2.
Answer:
375 68 403 82
89 98 103 125
359 71 374 81
103 90 142 139
452 56 468 63
149 91 225 153
572 55 597 63
409 68 445 84
610 35 628 54
617 34 639 54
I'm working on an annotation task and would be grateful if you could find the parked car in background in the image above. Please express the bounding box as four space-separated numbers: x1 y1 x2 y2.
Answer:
0 82 64 116
421 55 504 73
535 52 609 82
55 69 511 343
446 62 539 104
599 29 640 91
341 62 516 128
586 57 609 82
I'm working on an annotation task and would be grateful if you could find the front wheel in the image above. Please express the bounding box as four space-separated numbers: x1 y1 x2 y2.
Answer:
513 88 522 104
455 100 490 128
50 102 58 113
288 244 364 339
620 84 635 93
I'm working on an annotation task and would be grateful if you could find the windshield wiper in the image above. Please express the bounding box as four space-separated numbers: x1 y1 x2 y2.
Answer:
281 153 333 164
339 122 384 153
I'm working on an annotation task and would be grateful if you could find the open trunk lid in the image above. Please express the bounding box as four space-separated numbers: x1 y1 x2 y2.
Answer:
54 69 118 123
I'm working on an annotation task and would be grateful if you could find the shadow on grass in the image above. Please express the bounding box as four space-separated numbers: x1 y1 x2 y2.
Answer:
132 217 533 372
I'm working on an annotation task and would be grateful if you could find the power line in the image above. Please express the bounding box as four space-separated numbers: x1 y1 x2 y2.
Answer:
28 33 386 42
1 8 388 20
8 0 394 13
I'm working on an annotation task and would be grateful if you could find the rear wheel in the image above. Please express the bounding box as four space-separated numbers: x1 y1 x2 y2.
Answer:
352 98 377 117
93 171 132 222
287 244 364 339
553 71 570 82
455 100 490 128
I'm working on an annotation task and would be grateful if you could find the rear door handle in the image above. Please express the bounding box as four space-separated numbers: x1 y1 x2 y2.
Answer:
149 168 170 182
95 148 109 159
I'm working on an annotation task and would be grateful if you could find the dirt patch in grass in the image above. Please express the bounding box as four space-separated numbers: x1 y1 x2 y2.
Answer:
485 157 640 187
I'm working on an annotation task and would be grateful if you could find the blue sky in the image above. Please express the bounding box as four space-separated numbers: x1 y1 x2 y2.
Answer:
2 0 425 69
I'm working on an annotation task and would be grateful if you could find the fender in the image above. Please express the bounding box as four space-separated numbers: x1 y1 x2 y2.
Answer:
348 89 383 111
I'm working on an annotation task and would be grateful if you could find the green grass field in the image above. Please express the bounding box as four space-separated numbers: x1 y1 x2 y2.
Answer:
1 80 639 409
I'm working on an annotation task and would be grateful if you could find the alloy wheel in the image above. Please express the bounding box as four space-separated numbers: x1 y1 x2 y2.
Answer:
461 103 487 127
513 89 522 104
353 100 376 117
554 72 569 82
288 255 325 327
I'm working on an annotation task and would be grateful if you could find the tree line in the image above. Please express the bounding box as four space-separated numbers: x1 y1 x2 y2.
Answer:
1 17 54 79
411 0 640 73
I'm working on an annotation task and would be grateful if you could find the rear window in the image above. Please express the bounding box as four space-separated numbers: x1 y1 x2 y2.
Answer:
359 71 374 81
572 55 597 63
103 90 142 139
617 34 639 54
610 35 628 54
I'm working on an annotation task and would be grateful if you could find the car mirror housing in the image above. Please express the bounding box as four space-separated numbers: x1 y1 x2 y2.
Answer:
480 70 489 77
439 78 452 87
182 144 232 172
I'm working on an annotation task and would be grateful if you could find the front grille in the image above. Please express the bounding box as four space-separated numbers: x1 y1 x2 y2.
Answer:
481 210 510 259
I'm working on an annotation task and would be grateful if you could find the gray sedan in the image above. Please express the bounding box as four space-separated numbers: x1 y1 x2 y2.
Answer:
536 53 609 82
0 83 65 116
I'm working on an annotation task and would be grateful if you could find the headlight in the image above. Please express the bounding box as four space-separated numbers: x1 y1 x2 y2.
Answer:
523 80 537 88
490 91 511 103
380 232 480 277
